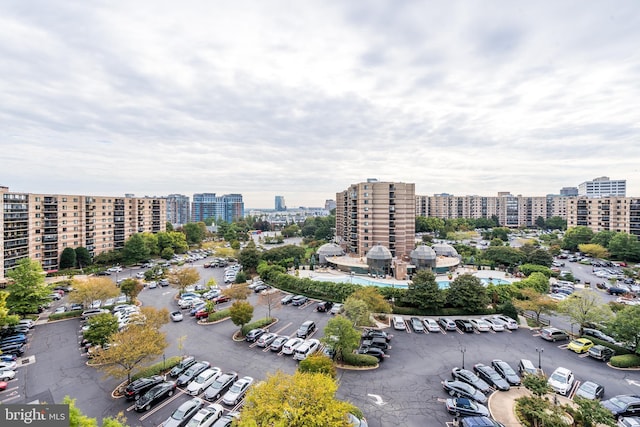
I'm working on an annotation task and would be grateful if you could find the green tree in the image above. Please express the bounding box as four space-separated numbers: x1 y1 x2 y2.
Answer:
229 300 254 333
165 222 174 231
0 292 20 328
140 232 159 256
161 247 174 260
608 305 640 352
562 226 594 251
516 272 549 294
608 232 640 261
281 224 300 237
483 246 525 267
591 230 616 248
5 258 51 316
545 216 566 230
343 297 370 327
183 222 207 245
526 249 553 267
321 316 361 362
403 270 444 311
83 313 119 347
238 242 261 274
349 287 391 314
513 288 558 325
119 279 144 303
299 354 336 378
446 274 490 313
64 396 129 427
578 243 609 259
522 373 550 397
238 371 357 427
123 234 151 264
535 216 546 229
60 247 77 269
573 396 617 427
75 247 92 268
558 289 613 335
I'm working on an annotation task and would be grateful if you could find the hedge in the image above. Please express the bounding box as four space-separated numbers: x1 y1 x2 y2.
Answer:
342 352 378 367
49 310 82 321
391 305 495 317
609 354 640 368
241 317 276 336
130 356 182 381
581 336 633 355
207 309 231 322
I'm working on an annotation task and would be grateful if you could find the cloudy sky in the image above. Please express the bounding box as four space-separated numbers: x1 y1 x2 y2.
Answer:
1 1 639 208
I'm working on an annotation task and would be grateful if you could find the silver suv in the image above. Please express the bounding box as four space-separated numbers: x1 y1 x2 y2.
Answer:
540 327 569 342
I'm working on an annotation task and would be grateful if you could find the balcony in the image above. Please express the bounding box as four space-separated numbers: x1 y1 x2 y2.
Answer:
43 235 57 242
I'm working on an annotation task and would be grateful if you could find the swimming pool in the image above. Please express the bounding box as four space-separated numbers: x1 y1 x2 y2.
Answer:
310 275 511 289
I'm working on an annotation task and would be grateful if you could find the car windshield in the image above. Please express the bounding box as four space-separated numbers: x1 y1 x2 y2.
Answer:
607 397 627 409
550 373 567 383
570 340 583 346
172 408 187 420
489 371 502 380
229 383 243 393
501 365 515 375
580 382 597 393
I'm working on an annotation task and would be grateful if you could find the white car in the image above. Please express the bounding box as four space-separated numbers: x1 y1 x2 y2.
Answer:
469 319 491 332
422 318 441 333
170 311 184 322
281 337 304 355
185 404 224 427
493 315 518 330
0 369 16 381
392 316 406 330
187 368 221 396
547 367 575 396
147 281 158 289
222 376 254 406
107 266 123 273
482 317 505 332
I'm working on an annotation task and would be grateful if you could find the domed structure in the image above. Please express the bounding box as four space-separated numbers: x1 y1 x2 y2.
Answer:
432 243 460 258
316 243 345 265
410 244 437 270
366 244 392 276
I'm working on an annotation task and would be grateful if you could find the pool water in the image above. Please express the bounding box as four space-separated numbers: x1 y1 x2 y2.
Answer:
310 275 511 289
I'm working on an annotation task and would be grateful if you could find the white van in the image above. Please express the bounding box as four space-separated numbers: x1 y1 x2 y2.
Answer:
293 339 320 361
393 316 406 331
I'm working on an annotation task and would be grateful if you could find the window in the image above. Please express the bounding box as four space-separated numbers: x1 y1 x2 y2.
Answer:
35 213 40 218
62 228 67 232
35 197 40 202
35 253 40 258
62 243 67 247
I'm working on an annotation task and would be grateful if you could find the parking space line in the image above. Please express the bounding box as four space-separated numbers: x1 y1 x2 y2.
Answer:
557 344 568 349
273 322 292 335
578 353 589 358
138 388 186 420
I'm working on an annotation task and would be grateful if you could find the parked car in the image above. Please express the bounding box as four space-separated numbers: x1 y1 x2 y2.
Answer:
256 333 278 348
291 295 308 306
438 318 457 331
518 359 538 376
491 360 521 386
296 321 316 339
473 364 510 391
134 381 177 412
469 319 491 332
423 318 441 333
204 372 238 401
170 356 196 378
280 295 294 305
293 339 321 361
281 337 304 355
0 369 15 381
177 361 211 387
442 380 487 404
362 329 392 342
588 345 615 362
567 338 595 354
212 295 231 305
460 416 506 427
410 317 425 333
392 316 406 330
540 327 569 342
618 417 640 427
547 367 575 396
357 346 386 361
451 367 491 394
583 328 617 344
602 395 640 418
330 303 344 315
269 335 290 352
124 375 164 400
575 381 605 400
361 337 390 351
187 368 222 396
185 403 224 427
222 376 254 405
245 328 266 343
162 397 204 427
455 319 474 333
316 301 333 312
482 317 505 332
171 311 184 322
445 397 490 417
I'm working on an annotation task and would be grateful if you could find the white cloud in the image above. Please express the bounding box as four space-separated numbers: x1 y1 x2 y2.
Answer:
1 0 639 207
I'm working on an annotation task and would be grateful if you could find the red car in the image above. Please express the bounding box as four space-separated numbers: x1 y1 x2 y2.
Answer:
195 309 210 320
0 381 7 391
213 295 230 304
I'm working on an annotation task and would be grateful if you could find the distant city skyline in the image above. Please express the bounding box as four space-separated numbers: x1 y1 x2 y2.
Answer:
2 2 639 207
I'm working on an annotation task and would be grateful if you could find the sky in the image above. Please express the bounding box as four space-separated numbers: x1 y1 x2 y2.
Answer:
1 1 639 209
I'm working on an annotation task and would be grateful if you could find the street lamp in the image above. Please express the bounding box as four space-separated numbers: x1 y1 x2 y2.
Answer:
536 347 544 370
460 346 467 369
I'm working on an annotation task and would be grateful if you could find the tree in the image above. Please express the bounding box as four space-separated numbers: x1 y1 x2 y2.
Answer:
578 243 609 259
403 270 444 311
522 373 551 397
167 267 200 293
343 297 370 327
5 258 51 316
535 216 546 229
349 287 391 314
562 226 594 251
483 246 524 267
238 243 261 274
69 277 120 309
573 396 617 427
183 222 207 245
60 247 77 269
123 234 151 264
83 313 119 347
161 247 174 260
238 371 356 427
119 279 144 303
92 321 168 383
225 284 252 301
591 230 616 248
608 232 640 261
558 290 613 335
257 290 280 319
516 272 549 294
321 316 361 362
513 289 558 325
608 305 640 352
64 396 129 427
446 274 490 313
140 232 159 256
0 291 20 328
526 249 553 267
545 216 566 230
166 222 174 231
299 354 336 378
75 247 92 268
229 301 254 333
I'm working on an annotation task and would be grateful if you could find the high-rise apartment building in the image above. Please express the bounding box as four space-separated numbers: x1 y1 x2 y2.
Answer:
560 187 578 196
566 196 640 236
324 200 336 211
165 194 190 226
275 196 286 211
578 177 626 197
336 179 415 259
192 193 244 223
0 186 165 281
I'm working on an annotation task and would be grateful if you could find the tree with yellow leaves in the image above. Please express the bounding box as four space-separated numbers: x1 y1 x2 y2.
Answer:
69 277 120 308
167 267 200 293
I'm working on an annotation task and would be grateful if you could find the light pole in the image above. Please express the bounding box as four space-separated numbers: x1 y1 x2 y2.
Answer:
536 347 544 370
460 346 467 369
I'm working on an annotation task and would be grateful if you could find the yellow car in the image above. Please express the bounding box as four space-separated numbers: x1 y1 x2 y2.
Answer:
567 338 594 354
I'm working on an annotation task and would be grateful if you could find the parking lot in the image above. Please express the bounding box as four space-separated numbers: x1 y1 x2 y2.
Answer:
15 258 640 426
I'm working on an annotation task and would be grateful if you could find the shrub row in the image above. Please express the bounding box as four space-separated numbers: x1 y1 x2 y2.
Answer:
391 305 496 317
610 354 640 368
241 317 276 336
207 309 231 322
130 356 182 381
342 352 378 367
581 336 633 355
49 310 82 321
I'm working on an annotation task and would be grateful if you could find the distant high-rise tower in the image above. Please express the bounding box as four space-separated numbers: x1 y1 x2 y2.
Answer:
166 194 190 226
559 187 578 197
578 177 626 197
275 196 286 211
192 193 244 223
325 199 336 211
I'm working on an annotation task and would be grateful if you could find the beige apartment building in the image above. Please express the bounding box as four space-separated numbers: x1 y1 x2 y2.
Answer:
336 179 415 259
1 186 165 281
566 196 640 235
